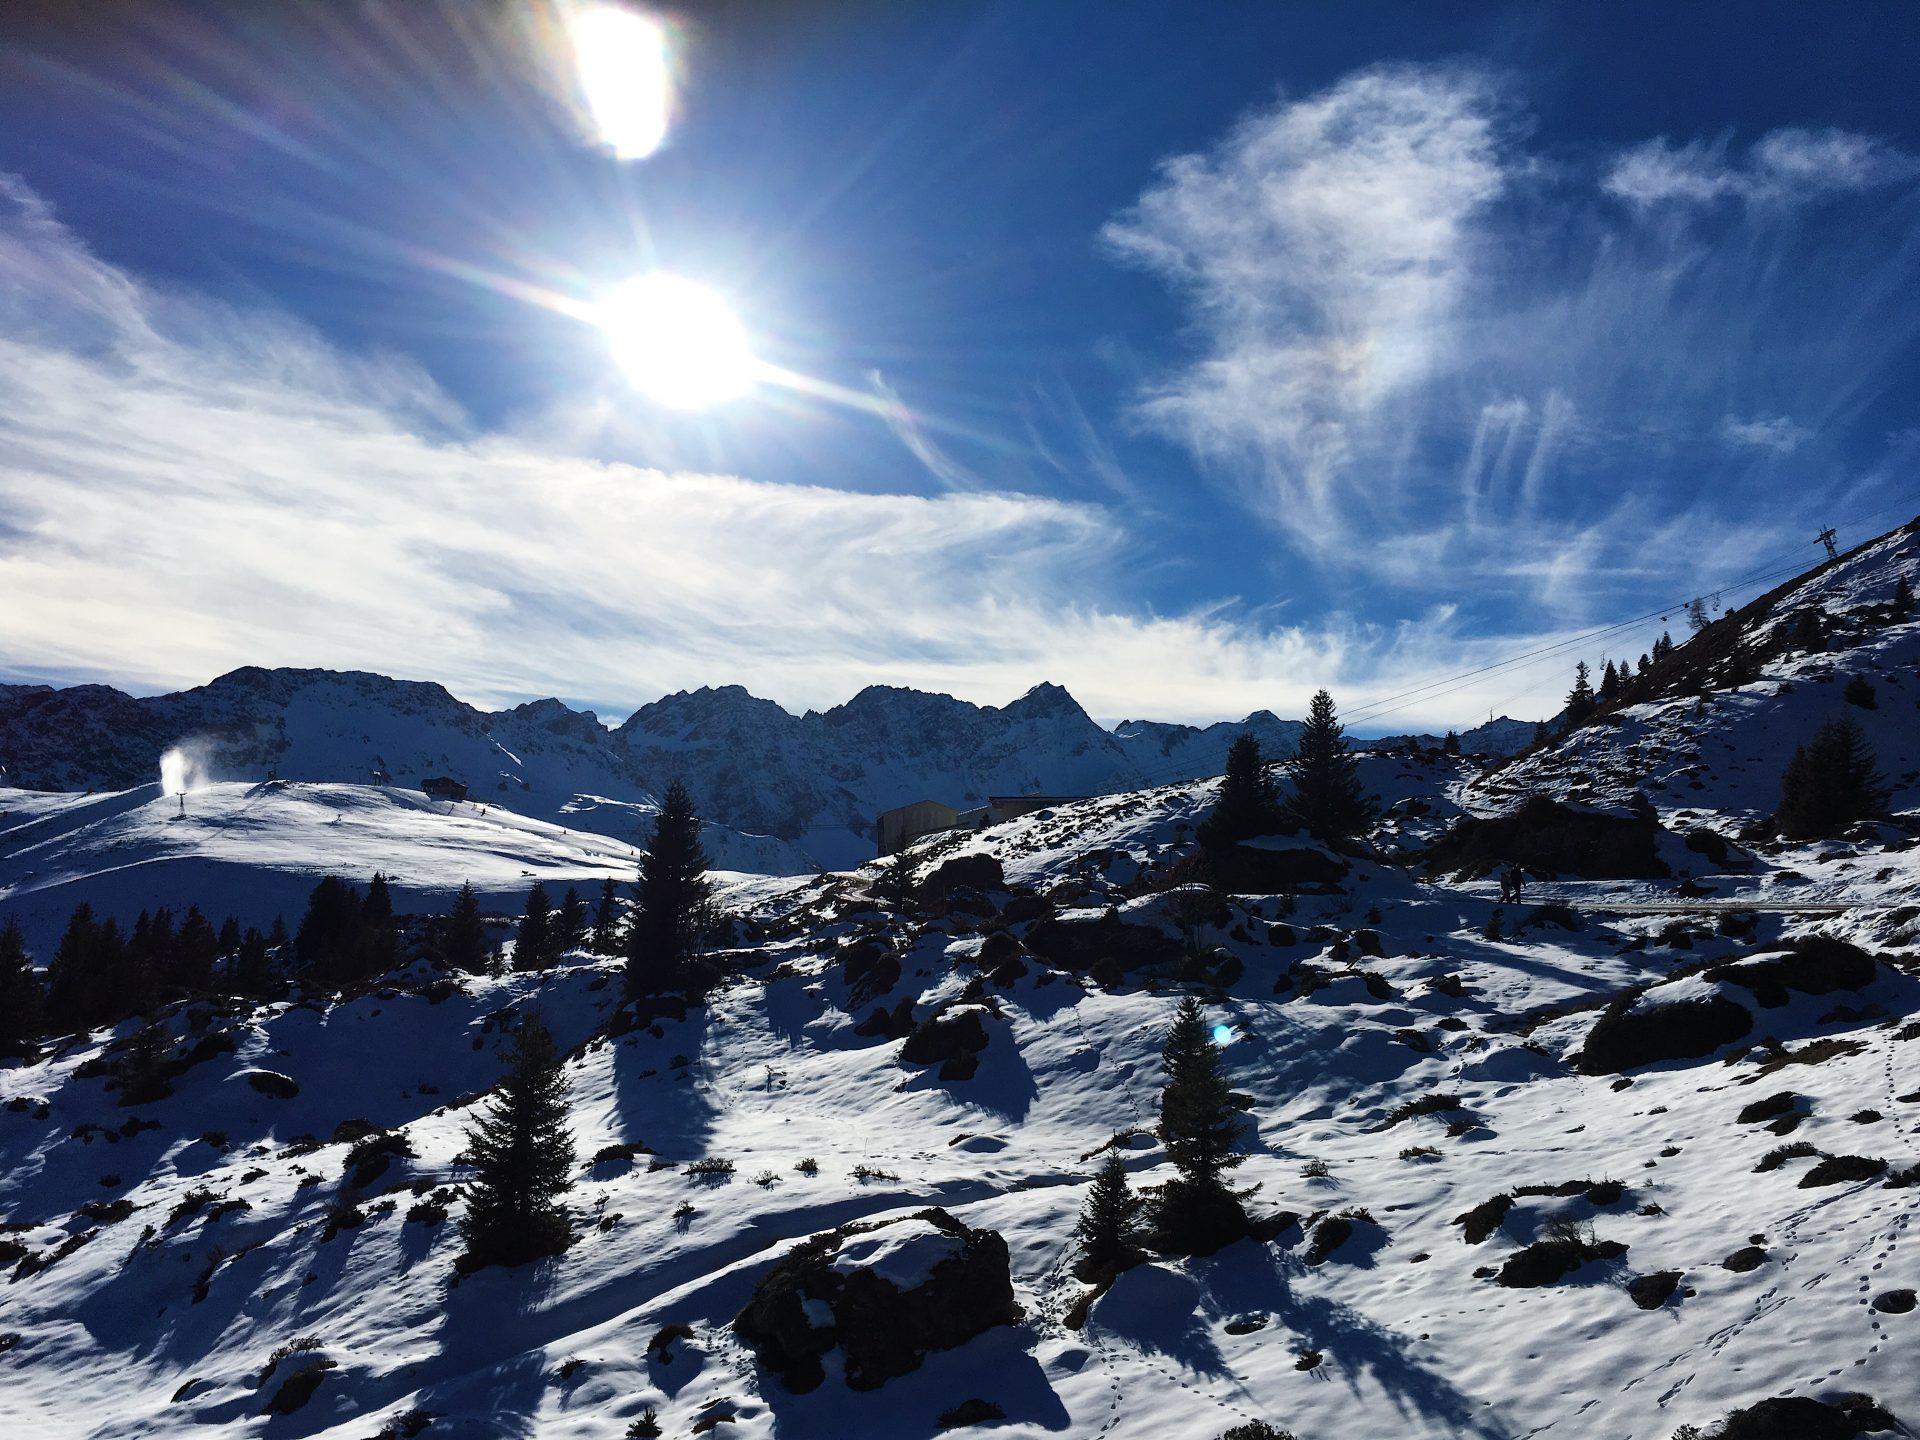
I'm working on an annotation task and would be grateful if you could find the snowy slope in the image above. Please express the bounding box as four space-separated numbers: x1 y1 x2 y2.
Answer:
0 782 805 957
0 672 1326 871
3 792 1917 1438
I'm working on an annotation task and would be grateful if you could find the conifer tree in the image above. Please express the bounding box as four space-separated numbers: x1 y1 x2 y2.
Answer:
1531 721 1551 749
1153 997 1247 1251
232 927 274 997
359 873 401 977
1277 692 1378 846
1198 732 1283 853
515 882 554 971
1790 609 1825 652
589 878 622 955
1637 653 1651 676
459 1015 574 1268
217 915 242 957
1652 632 1674 662
1684 596 1711 633
0 918 45 1058
556 886 587 950
118 1015 174 1106
295 875 364 988
1777 716 1889 840
1564 661 1596 724
172 904 220 992
443 881 489 972
626 781 715 996
1442 729 1461 756
1074 1151 1143 1280
1895 574 1915 620
268 915 290 951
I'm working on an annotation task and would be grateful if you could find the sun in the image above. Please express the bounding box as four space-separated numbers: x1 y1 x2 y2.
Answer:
598 272 757 409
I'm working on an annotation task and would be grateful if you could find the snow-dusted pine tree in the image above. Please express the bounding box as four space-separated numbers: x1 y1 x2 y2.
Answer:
459 1016 574 1268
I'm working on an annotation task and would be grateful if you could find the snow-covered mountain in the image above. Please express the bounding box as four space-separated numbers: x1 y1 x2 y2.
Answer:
5 519 1920 1438
1373 714 1537 756
0 672 1316 870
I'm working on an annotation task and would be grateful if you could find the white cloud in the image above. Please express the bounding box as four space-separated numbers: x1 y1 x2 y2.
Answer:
1720 413 1812 453
0 174 1550 730
1605 126 1920 207
1103 64 1508 546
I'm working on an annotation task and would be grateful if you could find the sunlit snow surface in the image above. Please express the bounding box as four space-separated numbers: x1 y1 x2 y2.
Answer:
3 526 1920 1436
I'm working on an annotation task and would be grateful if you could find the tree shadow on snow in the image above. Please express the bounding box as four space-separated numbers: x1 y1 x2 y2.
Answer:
608 1007 721 1160
754 1323 1070 1438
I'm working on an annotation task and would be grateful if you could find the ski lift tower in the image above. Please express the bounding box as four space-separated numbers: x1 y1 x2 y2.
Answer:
1819 526 1838 562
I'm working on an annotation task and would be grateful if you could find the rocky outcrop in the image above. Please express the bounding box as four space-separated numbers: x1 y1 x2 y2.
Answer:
1576 989 1753 1073
899 1006 992 1080
1706 936 1879 1008
1424 796 1668 880
733 1208 1019 1393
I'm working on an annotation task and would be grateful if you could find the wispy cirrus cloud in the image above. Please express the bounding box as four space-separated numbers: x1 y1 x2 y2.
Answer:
1605 127 1920 207
1104 67 1920 623
0 173 1547 730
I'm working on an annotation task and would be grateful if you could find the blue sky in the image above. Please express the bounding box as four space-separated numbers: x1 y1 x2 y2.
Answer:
1 1 1917 729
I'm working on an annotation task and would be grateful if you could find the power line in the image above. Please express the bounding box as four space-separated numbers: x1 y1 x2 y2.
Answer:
1342 499 1918 729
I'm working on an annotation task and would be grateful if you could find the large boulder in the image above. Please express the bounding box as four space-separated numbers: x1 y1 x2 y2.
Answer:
900 1005 991 1080
1576 986 1753 1074
1424 795 1668 880
1713 1394 1898 1440
917 854 1005 903
733 1209 1019 1393
1023 911 1185 982
1210 838 1350 893
1706 936 1879 1008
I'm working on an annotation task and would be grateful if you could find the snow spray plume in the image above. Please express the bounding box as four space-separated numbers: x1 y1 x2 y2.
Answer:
158 738 219 796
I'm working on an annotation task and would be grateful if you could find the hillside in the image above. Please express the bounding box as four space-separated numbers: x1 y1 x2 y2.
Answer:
3 526 1920 1438
0 674 1331 872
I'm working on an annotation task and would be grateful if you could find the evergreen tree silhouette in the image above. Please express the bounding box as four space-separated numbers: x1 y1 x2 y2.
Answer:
626 781 715 996
231 927 274 997
359 873 400 977
459 1015 574 1268
1564 661 1596 725
0 918 45 1058
118 1015 174 1106
1074 1151 1143 1281
1442 729 1461 756
1278 691 1378 846
1895 574 1915 620
556 886 587 951
443 881 489 972
590 878 622 955
1198 732 1283 854
1777 716 1889 840
515 882 553 971
1152 997 1247 1251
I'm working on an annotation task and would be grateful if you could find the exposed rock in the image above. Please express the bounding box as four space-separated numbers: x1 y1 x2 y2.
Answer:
1424 795 1669 880
1713 1393 1898 1440
1495 1233 1628 1287
1871 1289 1915 1314
244 1070 300 1100
1628 1270 1681 1309
1211 838 1350 892
1723 1245 1769 1272
917 854 1004 903
1023 911 1185 981
1576 991 1752 1074
1799 1155 1888 1188
1707 937 1879 1008
899 1006 991 1081
733 1208 1019 1393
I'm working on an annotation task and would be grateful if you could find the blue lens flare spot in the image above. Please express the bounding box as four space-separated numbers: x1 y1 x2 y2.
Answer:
1211 1023 1234 1045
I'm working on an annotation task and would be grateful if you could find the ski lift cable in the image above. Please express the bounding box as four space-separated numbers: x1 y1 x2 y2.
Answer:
1344 495 1918 725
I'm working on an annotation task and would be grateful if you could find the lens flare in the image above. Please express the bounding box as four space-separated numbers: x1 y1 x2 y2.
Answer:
1211 1023 1235 1046
599 272 756 408
569 5 670 160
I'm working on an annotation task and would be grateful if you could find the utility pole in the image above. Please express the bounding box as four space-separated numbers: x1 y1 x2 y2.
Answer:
1818 526 1838 562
